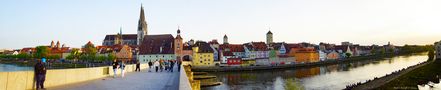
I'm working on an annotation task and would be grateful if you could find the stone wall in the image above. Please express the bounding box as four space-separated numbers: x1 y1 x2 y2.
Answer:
0 63 149 90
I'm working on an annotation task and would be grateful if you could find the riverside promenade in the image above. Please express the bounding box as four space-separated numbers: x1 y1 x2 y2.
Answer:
48 66 180 90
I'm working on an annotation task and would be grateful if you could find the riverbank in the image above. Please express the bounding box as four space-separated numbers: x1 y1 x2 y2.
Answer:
346 59 432 90
376 60 441 89
192 53 426 72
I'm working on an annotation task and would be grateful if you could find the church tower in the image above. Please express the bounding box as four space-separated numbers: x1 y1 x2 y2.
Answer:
116 27 123 45
174 28 183 61
137 5 148 45
266 30 273 44
223 34 228 44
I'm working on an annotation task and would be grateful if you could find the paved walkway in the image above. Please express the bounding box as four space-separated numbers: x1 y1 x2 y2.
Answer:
48 66 180 90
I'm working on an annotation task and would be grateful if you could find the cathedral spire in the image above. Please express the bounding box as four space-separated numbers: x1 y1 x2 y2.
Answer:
139 5 146 26
137 4 148 45
120 26 122 35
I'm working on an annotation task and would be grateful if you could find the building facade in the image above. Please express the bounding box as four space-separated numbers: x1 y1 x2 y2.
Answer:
192 41 215 66
138 34 175 63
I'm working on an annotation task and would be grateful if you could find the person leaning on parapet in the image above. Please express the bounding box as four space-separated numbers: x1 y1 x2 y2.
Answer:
112 59 119 78
35 58 47 90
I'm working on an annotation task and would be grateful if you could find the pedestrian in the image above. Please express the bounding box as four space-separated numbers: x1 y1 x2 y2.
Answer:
135 60 141 72
169 60 175 72
35 58 47 90
154 60 160 72
177 60 182 72
148 60 153 72
112 59 119 78
159 60 164 72
164 60 169 71
120 61 126 77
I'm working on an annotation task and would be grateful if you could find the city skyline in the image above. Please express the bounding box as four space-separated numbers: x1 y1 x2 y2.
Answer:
1 0 440 49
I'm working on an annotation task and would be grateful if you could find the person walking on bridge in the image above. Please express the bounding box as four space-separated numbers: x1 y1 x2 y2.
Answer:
135 60 141 72
120 61 126 77
177 60 182 72
160 60 164 72
112 59 119 78
148 61 153 72
169 60 175 72
154 60 160 72
35 58 47 90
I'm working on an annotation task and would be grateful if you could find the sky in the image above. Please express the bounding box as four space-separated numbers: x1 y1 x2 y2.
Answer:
1 0 441 49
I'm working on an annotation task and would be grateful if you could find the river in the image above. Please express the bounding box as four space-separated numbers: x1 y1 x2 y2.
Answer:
0 63 33 72
203 54 428 90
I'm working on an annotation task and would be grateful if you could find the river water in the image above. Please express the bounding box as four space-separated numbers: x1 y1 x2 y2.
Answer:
0 63 33 72
203 54 428 90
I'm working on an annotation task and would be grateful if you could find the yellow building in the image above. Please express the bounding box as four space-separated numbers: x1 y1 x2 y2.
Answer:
241 58 256 66
192 42 215 66
289 47 319 63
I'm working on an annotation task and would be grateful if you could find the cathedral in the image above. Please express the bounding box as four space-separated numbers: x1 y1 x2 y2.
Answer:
102 5 148 46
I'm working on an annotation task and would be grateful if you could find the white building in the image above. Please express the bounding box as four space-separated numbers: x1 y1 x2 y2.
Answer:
319 50 327 61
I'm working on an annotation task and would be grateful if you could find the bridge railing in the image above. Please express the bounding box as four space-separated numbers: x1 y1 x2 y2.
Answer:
179 65 200 90
0 63 150 90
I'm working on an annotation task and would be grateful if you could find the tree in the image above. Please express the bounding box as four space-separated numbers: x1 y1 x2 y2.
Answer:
34 46 50 58
107 53 117 62
428 49 435 61
66 54 75 60
345 53 352 57
16 53 31 59
84 43 97 56
379 48 386 54
47 55 61 60
67 48 80 61
371 49 377 55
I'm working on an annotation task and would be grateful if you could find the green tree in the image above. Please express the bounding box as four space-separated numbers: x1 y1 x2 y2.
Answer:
428 49 435 61
47 55 61 60
16 53 31 59
66 54 75 60
345 53 352 57
84 43 97 56
34 46 50 58
371 49 377 55
66 48 80 61
379 48 386 54
107 53 117 62
269 49 277 58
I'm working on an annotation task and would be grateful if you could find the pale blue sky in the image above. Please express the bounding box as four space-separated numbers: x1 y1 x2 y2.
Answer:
1 0 440 49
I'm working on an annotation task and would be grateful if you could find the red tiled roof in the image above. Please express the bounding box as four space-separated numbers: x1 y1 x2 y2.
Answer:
244 42 267 51
139 34 175 54
20 48 35 53
208 40 219 44
220 44 244 52
222 51 234 56
104 34 137 40
194 41 213 53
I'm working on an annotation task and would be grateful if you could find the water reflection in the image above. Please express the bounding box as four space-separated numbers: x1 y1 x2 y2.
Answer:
204 54 428 90
0 63 32 72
